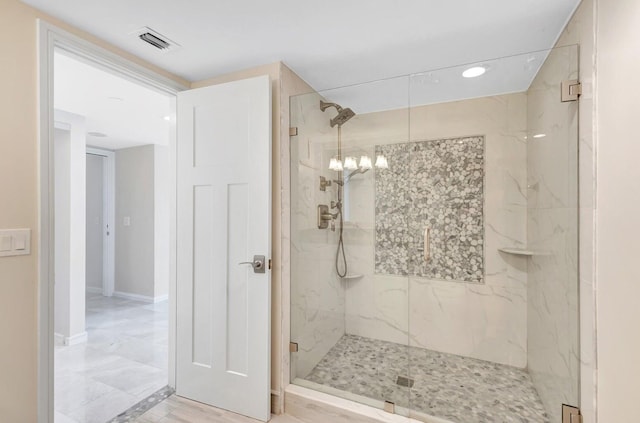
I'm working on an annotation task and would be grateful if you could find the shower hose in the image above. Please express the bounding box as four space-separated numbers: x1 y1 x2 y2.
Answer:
336 208 348 278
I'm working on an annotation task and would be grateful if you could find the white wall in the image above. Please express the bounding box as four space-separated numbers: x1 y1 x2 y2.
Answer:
85 153 104 292
54 128 71 338
341 93 529 368
115 144 156 298
595 0 640 421
53 109 87 344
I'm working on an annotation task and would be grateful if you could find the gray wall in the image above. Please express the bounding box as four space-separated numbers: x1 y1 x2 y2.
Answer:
115 144 169 300
116 145 156 298
85 153 104 291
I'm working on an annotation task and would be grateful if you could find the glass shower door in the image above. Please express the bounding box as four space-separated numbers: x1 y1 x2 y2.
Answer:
525 44 580 423
289 45 579 423
405 46 580 423
289 76 413 415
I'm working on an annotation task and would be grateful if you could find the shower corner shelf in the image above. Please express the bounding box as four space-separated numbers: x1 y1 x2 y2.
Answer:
498 247 550 257
341 274 364 280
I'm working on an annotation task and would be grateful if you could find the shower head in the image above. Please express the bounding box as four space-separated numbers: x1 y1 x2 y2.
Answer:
320 100 356 127
330 108 356 127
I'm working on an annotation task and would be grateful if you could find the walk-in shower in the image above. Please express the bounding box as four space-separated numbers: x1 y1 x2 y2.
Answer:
290 46 579 423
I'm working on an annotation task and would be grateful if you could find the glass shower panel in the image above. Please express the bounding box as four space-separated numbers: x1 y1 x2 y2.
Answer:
405 46 579 423
525 44 580 423
289 76 412 415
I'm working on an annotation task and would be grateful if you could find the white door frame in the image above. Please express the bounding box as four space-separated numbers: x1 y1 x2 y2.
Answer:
86 147 115 297
37 20 188 423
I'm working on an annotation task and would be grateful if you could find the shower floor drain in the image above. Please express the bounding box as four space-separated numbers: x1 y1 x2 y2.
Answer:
396 375 415 388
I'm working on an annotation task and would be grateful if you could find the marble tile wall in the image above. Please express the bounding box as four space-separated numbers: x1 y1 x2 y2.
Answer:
526 44 580 422
289 91 346 379
340 93 529 368
374 136 485 283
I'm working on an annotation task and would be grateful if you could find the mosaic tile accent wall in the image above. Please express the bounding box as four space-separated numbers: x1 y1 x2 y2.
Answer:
375 136 484 283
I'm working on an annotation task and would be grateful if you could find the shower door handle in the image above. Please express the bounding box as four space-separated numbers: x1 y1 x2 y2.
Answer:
423 227 430 261
239 255 266 274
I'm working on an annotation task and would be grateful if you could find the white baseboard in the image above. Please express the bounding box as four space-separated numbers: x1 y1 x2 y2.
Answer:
54 333 64 346
55 331 88 346
113 290 168 303
86 286 102 294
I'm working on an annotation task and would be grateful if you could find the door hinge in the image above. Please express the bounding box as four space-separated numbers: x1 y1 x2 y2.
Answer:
268 259 272 270
384 401 395 414
289 127 298 136
561 80 582 102
289 342 299 353
562 404 582 423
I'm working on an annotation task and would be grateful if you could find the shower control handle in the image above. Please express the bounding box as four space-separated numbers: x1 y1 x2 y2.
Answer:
416 228 431 261
423 227 430 261
238 255 266 274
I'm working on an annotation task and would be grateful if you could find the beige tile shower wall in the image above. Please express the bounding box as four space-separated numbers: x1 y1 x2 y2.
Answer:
341 93 529 367
289 90 347 379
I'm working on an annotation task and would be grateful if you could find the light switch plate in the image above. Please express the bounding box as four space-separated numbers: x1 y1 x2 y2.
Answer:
0 229 31 257
14 236 26 250
0 235 12 252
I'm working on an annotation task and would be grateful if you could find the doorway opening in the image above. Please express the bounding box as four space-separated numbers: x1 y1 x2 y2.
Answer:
51 46 175 422
40 21 273 423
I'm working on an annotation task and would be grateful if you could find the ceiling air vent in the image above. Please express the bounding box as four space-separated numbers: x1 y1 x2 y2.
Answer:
131 27 180 52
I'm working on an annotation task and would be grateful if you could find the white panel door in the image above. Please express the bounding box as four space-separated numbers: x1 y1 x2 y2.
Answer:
176 75 271 421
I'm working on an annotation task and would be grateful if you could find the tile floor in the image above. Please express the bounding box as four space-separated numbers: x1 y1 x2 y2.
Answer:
304 335 549 423
55 293 168 423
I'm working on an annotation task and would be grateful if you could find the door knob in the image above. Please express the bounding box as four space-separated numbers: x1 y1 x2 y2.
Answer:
239 255 266 274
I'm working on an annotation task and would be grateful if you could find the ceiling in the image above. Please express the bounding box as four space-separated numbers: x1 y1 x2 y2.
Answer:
320 48 553 114
25 0 580 94
54 51 172 150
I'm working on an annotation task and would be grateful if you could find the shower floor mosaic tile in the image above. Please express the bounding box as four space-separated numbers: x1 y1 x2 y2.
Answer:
304 335 549 423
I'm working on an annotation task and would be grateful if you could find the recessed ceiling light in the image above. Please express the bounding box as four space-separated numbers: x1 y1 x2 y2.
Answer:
533 133 546 139
462 66 486 78
88 131 107 138
163 115 171 121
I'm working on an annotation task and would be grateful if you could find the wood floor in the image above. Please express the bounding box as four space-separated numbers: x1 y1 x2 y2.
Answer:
135 395 304 423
